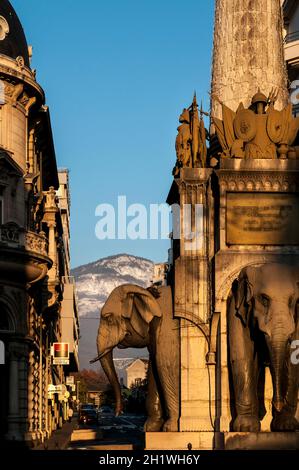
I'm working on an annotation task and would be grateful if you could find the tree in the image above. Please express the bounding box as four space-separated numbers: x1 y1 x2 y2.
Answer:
73 369 108 404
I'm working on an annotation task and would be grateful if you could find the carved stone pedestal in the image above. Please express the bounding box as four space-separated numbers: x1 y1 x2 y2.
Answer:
222 432 299 450
145 432 216 450
214 158 299 432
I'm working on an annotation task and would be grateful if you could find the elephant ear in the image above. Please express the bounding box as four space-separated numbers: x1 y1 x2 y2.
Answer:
120 285 162 338
233 267 255 326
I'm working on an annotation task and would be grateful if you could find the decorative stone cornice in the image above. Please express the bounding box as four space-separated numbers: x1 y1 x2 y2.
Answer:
217 169 299 194
0 80 37 114
0 55 45 105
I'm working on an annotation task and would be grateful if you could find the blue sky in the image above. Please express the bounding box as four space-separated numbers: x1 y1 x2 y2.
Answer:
13 0 214 267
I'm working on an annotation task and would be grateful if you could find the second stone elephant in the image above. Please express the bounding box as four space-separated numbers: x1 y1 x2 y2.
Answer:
91 284 180 432
228 263 299 432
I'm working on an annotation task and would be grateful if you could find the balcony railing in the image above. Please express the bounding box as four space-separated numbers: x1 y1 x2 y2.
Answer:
0 223 48 257
24 231 48 257
285 31 299 44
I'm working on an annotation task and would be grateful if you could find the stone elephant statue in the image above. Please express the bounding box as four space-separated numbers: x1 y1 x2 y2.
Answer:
228 263 299 432
91 284 180 432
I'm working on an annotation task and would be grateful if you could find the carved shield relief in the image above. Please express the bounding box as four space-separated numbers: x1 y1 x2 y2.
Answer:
267 108 285 143
234 109 257 142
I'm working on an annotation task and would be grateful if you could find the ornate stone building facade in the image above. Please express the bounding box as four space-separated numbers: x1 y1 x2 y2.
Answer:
0 1 79 446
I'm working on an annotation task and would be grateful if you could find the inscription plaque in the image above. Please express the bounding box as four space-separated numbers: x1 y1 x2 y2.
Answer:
226 193 299 245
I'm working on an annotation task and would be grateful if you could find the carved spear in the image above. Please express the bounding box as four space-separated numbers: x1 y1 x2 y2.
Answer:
190 92 200 167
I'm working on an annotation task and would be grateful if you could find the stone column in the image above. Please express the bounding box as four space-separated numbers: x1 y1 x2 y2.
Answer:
211 0 288 118
27 350 35 436
6 346 22 441
168 168 216 433
47 221 57 282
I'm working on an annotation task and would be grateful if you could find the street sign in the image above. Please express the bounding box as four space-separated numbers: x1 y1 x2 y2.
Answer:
48 384 56 395
66 376 74 385
48 384 67 394
52 343 69 365
48 383 67 398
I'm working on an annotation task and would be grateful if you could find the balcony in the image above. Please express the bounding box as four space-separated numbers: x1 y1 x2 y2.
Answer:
284 30 299 67
0 223 52 284
285 31 299 43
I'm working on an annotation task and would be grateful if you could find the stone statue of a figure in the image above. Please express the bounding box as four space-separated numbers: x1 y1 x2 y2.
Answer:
212 88 299 159
175 108 192 170
173 94 208 175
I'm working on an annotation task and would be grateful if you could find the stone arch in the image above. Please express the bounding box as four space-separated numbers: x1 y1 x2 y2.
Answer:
215 260 277 309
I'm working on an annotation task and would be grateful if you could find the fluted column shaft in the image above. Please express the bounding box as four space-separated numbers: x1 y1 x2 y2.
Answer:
211 0 288 118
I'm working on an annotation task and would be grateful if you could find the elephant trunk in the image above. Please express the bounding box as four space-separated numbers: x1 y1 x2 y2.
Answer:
267 329 288 413
100 350 123 416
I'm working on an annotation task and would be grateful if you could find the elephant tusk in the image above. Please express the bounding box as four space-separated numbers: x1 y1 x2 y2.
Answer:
90 347 114 363
89 353 105 364
89 355 100 364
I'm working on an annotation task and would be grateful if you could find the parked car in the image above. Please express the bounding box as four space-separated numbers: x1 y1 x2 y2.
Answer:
78 408 98 425
98 405 113 415
80 403 96 411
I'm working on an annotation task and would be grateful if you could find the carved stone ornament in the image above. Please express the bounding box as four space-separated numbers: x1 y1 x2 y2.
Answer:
0 222 20 244
234 108 257 142
0 16 9 41
16 56 25 68
212 89 299 160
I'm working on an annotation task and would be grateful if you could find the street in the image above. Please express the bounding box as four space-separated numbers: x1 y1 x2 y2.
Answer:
68 413 146 450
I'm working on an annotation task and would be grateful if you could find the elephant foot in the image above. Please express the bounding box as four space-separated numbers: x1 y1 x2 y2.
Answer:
271 412 299 432
162 417 179 432
233 415 261 432
144 417 164 432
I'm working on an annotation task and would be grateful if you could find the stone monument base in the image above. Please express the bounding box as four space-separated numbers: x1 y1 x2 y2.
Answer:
145 432 216 450
223 432 299 450
146 432 299 450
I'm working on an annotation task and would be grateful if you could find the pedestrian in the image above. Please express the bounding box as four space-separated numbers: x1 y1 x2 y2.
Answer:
68 405 74 423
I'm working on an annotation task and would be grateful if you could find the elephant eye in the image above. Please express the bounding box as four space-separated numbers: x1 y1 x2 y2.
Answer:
104 313 114 324
258 294 270 308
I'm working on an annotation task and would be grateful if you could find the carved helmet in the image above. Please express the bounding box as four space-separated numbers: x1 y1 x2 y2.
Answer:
251 90 268 106
179 108 190 123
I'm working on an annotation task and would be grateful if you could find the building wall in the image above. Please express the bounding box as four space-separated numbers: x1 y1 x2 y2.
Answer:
125 359 148 389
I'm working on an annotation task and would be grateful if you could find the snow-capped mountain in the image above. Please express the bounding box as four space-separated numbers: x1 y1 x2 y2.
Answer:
72 254 154 318
71 254 154 369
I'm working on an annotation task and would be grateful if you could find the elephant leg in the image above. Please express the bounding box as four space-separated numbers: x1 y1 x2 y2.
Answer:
229 299 260 432
155 342 179 432
271 334 299 431
144 360 164 432
148 288 180 432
